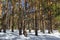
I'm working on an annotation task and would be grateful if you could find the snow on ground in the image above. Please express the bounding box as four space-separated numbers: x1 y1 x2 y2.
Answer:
0 30 60 40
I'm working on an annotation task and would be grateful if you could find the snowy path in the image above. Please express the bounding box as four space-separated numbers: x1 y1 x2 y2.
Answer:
0 30 60 40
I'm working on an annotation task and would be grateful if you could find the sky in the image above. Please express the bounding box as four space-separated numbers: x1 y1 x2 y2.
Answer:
21 0 25 7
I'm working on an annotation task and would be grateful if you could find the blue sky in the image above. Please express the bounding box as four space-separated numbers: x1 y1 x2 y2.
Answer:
21 0 25 7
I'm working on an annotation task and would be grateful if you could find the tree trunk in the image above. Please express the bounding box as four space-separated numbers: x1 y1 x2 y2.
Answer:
2 14 7 33
11 8 14 32
3 24 6 33
23 20 27 37
48 11 53 33
35 13 38 36
0 18 1 32
42 15 45 33
0 29 1 32
29 23 31 33
18 0 22 35
18 19 22 35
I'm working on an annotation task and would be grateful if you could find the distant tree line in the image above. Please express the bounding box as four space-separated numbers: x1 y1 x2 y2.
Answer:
0 0 60 37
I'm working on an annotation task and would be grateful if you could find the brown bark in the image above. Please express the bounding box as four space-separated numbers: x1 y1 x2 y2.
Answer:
23 20 27 37
2 13 7 33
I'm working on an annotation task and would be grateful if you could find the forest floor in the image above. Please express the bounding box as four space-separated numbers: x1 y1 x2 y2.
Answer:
0 30 60 40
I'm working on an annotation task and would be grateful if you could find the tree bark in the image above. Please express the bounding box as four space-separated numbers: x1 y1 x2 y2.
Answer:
35 13 38 36
2 13 7 33
23 20 27 37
